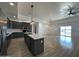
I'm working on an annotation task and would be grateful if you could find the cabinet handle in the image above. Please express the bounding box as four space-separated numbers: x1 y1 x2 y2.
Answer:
41 40 43 43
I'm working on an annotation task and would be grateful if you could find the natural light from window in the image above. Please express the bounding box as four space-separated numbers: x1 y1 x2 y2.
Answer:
59 26 73 49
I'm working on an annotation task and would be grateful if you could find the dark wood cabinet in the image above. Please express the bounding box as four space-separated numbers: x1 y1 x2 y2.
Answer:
7 20 32 32
30 38 44 56
24 34 44 56
12 32 24 39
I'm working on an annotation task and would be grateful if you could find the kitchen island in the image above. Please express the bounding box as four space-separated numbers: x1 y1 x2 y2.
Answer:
24 33 44 56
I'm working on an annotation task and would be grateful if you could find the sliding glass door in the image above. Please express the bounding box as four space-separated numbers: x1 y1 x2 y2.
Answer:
59 26 73 49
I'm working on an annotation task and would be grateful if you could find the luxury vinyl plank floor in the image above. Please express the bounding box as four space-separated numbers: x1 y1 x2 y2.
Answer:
6 35 79 57
7 38 33 57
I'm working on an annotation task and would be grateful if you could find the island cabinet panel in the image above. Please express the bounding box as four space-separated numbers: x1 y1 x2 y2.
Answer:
24 34 31 50
24 34 44 56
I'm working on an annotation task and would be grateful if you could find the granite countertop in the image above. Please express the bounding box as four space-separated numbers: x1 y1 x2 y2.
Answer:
28 34 44 40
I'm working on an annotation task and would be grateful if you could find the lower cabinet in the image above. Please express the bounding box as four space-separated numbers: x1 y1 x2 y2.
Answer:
24 34 44 56
12 32 24 39
30 38 44 56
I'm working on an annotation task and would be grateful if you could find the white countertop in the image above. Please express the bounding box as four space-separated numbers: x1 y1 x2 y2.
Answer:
28 34 44 40
7 29 22 34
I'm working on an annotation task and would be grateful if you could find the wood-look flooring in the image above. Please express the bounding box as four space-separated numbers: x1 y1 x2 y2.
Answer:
6 35 79 57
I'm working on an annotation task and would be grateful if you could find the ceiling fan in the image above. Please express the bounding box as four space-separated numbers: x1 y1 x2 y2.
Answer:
65 5 79 15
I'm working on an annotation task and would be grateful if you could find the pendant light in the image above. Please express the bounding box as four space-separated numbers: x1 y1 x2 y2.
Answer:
30 4 35 25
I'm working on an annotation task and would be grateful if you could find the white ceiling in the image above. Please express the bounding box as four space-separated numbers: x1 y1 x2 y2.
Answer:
0 2 17 19
0 2 79 22
18 2 79 22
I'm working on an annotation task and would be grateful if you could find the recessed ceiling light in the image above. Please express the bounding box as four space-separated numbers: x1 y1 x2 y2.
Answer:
13 16 16 18
9 2 14 6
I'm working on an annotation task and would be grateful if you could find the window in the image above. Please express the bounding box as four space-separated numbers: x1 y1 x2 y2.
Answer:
60 26 71 36
59 26 73 49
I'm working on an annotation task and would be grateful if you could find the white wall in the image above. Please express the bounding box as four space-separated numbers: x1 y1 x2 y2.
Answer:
0 8 7 20
38 22 49 36
50 15 79 39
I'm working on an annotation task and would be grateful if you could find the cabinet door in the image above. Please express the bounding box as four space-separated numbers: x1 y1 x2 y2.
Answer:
34 39 44 55
26 36 31 50
30 38 34 53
